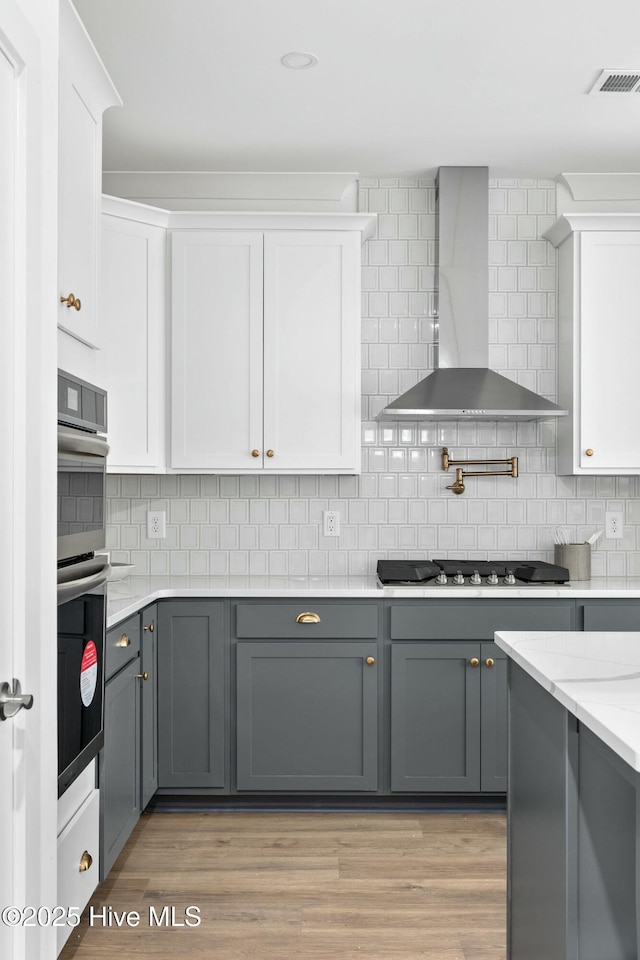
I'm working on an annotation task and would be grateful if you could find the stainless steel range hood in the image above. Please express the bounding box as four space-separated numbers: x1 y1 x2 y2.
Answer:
377 166 567 422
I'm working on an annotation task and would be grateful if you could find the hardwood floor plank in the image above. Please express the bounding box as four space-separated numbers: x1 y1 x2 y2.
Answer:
59 810 506 960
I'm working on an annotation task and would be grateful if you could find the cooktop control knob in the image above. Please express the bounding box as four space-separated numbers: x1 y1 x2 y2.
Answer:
487 571 499 585
453 570 465 585
469 570 482 585
435 572 448 585
504 572 516 585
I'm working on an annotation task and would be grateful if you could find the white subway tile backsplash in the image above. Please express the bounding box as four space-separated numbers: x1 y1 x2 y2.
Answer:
105 178 640 576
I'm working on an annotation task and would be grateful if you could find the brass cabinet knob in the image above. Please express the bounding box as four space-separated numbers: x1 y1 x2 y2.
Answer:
251 449 260 458
296 611 321 623
266 449 275 458
136 671 149 681
484 658 495 668
143 622 154 633
116 634 131 647
78 851 93 872
469 657 480 667
365 656 375 666
586 448 594 457
60 293 81 311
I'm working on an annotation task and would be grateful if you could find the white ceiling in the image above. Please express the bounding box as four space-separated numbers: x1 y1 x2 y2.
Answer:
74 0 640 179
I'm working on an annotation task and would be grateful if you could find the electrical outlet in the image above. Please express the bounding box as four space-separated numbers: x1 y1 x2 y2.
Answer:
323 510 340 537
147 510 166 539
605 510 624 539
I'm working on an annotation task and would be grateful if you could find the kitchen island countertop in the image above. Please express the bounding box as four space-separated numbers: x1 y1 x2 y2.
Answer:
106 574 640 630
496 629 640 771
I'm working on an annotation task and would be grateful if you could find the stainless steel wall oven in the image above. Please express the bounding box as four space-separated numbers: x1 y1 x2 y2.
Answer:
57 371 110 797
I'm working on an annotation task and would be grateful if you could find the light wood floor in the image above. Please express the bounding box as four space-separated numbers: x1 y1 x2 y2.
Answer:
60 810 506 960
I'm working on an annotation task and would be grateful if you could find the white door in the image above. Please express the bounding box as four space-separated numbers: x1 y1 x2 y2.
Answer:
170 231 264 470
263 231 361 473
0 4 58 958
579 231 640 472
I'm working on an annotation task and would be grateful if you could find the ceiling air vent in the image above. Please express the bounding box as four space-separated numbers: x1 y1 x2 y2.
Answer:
589 69 640 94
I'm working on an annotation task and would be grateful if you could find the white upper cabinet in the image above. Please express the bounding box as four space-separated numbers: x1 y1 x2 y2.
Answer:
99 198 167 472
545 215 640 474
262 232 360 472
58 0 120 351
170 215 373 474
171 230 264 471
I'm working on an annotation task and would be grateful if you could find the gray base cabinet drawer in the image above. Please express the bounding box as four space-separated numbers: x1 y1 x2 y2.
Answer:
105 614 140 681
235 601 378 639
236 640 378 791
391 600 574 640
581 601 640 632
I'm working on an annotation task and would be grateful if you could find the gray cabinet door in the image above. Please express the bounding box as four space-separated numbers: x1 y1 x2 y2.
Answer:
236 641 378 791
480 641 507 791
100 658 140 879
391 642 481 792
140 604 158 809
157 601 225 789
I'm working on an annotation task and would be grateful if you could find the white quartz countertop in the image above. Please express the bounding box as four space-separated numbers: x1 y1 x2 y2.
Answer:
107 575 380 626
106 574 640 629
495 630 640 771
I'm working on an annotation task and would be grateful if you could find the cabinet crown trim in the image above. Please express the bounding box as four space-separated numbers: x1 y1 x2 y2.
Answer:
102 196 376 239
544 213 640 247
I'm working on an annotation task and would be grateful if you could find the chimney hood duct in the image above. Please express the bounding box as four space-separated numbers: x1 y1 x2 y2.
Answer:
377 166 567 422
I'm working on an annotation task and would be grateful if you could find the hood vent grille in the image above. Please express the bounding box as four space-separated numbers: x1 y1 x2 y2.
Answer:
589 70 640 94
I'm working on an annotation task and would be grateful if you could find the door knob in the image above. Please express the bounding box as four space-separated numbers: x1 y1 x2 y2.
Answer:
143 623 154 633
0 679 34 721
136 672 149 681
484 658 495 668
469 658 480 667
365 656 375 666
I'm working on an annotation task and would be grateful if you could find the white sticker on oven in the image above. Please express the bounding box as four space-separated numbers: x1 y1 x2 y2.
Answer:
80 640 98 707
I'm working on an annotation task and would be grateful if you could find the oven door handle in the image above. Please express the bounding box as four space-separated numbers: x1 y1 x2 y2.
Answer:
58 426 109 459
57 559 111 606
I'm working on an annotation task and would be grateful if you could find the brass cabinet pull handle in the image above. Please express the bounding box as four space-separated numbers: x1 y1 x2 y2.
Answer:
251 449 260 458
143 622 154 633
469 657 480 667
136 672 149 681
116 634 131 647
266 449 275 458
79 851 93 872
365 656 375 666
296 612 321 624
585 448 594 456
484 658 495 668
60 293 81 311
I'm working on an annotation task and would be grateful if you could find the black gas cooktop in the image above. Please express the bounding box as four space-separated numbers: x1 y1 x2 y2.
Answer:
377 558 570 587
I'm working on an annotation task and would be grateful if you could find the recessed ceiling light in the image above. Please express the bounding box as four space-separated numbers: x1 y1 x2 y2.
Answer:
281 51 318 70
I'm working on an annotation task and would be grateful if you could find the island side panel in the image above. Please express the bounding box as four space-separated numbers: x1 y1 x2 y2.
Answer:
507 662 578 960
577 726 637 960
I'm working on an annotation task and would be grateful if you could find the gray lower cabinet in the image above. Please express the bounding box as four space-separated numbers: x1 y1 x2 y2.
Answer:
140 603 158 809
579 600 640 632
100 656 140 879
100 605 158 880
390 600 574 793
236 640 378 791
157 600 225 789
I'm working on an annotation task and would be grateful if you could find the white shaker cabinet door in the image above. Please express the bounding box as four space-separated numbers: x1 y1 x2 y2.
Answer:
100 213 166 472
578 232 640 472
171 231 264 470
58 0 120 350
263 231 361 473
